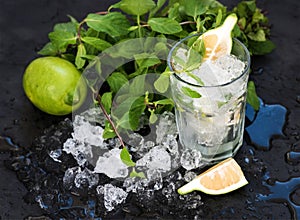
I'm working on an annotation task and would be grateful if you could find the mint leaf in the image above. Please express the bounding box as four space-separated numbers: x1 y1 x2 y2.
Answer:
129 96 146 130
53 22 77 34
185 48 203 71
149 110 158 124
85 12 130 37
182 87 202 98
120 147 136 167
80 54 97 61
67 15 79 24
247 29 266 42
38 42 59 56
128 68 147 79
168 3 181 21
107 41 144 59
117 111 131 130
217 94 232 108
149 0 167 18
182 0 211 18
154 98 174 106
235 0 256 18
101 92 113 114
134 53 161 69
75 44 86 69
247 81 260 111
103 120 116 139
107 72 128 93
148 18 182 34
185 72 204 86
129 74 146 95
154 41 168 57
130 169 146 178
237 17 247 30
113 96 137 119
154 71 171 93
248 39 276 55
214 8 223 27
117 0 156 16
113 96 146 130
252 8 266 23
48 30 76 50
82 37 112 51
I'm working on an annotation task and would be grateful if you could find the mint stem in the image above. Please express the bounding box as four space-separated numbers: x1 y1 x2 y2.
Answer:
180 21 196 26
96 94 126 148
137 15 142 38
140 20 196 28
77 21 85 44
95 11 108 15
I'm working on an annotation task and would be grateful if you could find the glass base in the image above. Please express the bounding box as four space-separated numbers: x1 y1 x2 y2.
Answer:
179 130 244 166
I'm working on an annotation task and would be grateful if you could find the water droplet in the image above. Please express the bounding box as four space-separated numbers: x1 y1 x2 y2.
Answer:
0 136 20 152
296 95 300 104
291 188 300 206
292 141 300 150
253 67 264 75
58 194 73 208
244 157 250 164
266 178 276 185
286 151 300 165
291 131 299 137
258 177 300 219
245 99 287 150
248 148 255 156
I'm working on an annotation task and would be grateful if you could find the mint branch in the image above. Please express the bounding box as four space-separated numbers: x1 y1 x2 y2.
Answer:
96 94 126 148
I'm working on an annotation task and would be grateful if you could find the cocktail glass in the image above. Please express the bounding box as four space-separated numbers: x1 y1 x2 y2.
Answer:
168 35 250 165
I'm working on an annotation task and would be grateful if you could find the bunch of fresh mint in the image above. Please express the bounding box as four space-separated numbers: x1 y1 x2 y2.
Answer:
38 0 274 137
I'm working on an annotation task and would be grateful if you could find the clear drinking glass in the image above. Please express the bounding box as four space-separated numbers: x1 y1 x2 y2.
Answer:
168 35 250 165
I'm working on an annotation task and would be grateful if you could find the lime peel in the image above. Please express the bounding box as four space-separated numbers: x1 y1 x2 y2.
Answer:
23 57 87 115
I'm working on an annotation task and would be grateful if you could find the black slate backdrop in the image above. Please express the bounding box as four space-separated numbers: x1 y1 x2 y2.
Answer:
0 0 299 219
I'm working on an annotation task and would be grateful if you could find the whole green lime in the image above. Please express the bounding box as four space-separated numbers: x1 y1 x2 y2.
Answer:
23 56 87 115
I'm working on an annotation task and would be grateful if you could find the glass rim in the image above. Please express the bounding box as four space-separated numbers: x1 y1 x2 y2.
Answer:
167 34 251 88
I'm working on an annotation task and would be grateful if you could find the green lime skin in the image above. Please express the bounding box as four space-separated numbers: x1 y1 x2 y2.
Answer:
23 56 87 115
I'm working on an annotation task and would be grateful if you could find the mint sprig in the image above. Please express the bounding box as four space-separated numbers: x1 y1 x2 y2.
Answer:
37 0 273 168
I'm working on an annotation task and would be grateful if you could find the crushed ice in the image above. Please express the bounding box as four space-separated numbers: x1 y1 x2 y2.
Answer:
61 108 204 211
180 149 204 170
94 148 129 179
96 184 128 212
49 149 62 163
63 166 99 189
172 47 246 86
136 146 171 172
156 111 178 144
72 115 105 147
